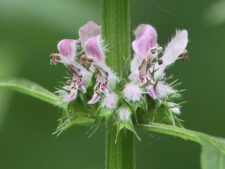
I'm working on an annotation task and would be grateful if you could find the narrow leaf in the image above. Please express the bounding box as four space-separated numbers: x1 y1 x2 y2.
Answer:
138 123 225 169
0 78 66 109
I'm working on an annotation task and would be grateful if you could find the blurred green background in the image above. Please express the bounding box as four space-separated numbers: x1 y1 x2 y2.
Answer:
0 0 224 168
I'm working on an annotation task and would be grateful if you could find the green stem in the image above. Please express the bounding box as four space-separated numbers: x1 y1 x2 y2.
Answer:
105 121 135 169
102 0 131 78
102 0 134 169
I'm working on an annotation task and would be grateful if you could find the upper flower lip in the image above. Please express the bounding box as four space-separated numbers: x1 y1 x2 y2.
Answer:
84 35 105 63
132 24 158 59
57 39 78 65
79 21 102 48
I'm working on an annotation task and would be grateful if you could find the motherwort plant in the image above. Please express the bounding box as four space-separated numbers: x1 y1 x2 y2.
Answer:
50 21 188 137
1 0 225 169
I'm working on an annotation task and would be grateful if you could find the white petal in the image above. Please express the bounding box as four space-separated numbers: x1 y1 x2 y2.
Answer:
152 62 166 79
99 63 119 89
161 30 188 67
129 55 142 83
79 66 93 86
88 92 100 104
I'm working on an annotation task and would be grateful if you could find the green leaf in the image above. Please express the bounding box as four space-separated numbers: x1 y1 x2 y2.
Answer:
54 95 95 135
137 123 225 169
116 119 140 142
0 78 66 109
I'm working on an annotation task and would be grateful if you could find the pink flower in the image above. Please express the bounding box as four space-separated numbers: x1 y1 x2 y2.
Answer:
129 25 188 100
79 21 101 47
52 21 112 103
83 34 118 104
57 39 78 65
132 24 158 59
84 35 105 63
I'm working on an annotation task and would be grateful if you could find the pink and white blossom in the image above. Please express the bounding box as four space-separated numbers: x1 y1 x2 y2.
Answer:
129 24 188 101
83 34 118 104
55 39 89 102
84 35 105 63
124 83 142 101
132 24 158 59
79 21 101 47
51 21 188 116
57 39 78 65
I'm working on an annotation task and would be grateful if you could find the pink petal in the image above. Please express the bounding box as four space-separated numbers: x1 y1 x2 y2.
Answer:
162 30 188 67
132 24 157 58
147 85 157 100
84 35 105 62
78 82 87 93
88 92 100 104
57 39 77 62
65 89 78 102
79 21 101 47
101 85 109 95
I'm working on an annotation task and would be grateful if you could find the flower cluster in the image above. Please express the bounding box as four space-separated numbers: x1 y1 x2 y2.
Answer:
50 21 188 137
50 21 118 104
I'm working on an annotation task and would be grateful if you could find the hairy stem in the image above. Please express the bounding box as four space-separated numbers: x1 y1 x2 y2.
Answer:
102 0 135 169
105 121 135 169
102 0 131 78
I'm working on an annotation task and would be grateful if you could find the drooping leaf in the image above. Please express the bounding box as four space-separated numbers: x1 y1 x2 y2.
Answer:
0 78 66 109
138 123 225 169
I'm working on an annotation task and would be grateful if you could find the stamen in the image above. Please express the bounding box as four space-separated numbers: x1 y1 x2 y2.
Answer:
50 53 60 65
179 49 189 61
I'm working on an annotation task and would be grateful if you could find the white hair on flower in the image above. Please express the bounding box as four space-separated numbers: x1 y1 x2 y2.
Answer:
101 92 119 109
168 102 181 114
124 83 142 101
118 107 130 122
155 81 179 98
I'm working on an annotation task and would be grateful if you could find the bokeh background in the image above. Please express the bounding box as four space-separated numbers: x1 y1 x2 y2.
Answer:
0 0 224 168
